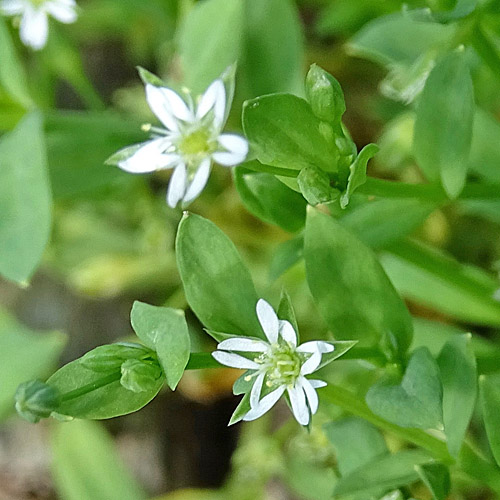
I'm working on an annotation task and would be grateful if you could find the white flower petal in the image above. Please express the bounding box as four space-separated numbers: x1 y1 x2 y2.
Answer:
1 0 25 15
212 351 259 370
197 79 226 127
117 139 170 173
279 320 297 346
301 377 319 414
212 134 248 166
20 6 48 50
243 385 285 421
288 384 309 426
145 84 193 131
217 338 269 353
45 0 77 23
309 379 327 389
166 163 188 208
299 349 322 376
250 372 265 408
297 341 334 354
256 299 279 344
182 158 211 204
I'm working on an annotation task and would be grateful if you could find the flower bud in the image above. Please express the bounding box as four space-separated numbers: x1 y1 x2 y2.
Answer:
306 64 346 124
120 359 162 393
15 380 59 423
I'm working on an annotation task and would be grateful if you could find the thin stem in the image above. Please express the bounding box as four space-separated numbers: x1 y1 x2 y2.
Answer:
59 372 122 402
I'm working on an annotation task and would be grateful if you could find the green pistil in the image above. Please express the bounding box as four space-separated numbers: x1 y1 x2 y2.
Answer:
179 128 212 156
255 342 304 388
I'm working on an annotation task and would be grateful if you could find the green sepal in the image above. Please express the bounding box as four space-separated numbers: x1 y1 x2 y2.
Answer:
297 165 339 206
137 66 166 87
229 392 252 426
317 340 358 370
277 289 299 337
233 370 256 395
120 359 163 393
305 64 346 124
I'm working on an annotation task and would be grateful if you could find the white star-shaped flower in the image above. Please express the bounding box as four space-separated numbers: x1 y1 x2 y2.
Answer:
212 299 334 426
1 0 77 50
106 68 249 208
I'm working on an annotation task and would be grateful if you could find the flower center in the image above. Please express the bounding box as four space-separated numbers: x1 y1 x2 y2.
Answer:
29 0 46 6
178 128 212 157
255 343 303 388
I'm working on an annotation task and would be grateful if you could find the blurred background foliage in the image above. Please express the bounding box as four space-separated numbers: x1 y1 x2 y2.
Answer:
3 0 500 498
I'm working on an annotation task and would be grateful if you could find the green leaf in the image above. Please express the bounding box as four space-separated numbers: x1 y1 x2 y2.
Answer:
120 359 163 393
317 341 358 370
333 449 432 498
130 301 190 390
297 165 339 206
176 213 261 337
479 374 500 466
0 308 65 419
47 346 164 419
340 198 436 250
340 143 379 208
178 0 243 94
269 236 303 281
234 165 306 232
366 347 443 430
348 12 455 66
413 50 474 198
415 462 451 500
0 17 32 108
305 64 346 124
52 420 146 500
242 93 338 173
304 208 413 356
324 417 388 476
241 0 303 96
381 239 500 327
437 334 477 457
0 112 51 283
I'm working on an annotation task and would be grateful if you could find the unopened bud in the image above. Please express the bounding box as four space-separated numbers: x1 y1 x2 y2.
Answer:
15 380 59 423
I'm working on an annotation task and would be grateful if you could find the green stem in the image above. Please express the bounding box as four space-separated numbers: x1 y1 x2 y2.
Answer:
242 162 299 178
321 384 500 494
59 372 122 402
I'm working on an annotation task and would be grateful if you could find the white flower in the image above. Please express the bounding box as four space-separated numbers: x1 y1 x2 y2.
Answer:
1 0 77 50
107 69 249 208
212 299 334 426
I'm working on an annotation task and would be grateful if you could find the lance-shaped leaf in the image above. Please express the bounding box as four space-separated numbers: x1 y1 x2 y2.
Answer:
176 213 262 337
480 374 500 467
0 112 51 283
437 334 477 457
366 347 443 430
415 462 451 500
304 208 413 356
130 301 190 390
413 50 474 198
242 93 338 173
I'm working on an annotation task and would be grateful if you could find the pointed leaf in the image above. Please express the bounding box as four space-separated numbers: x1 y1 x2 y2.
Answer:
415 462 451 500
480 374 500 467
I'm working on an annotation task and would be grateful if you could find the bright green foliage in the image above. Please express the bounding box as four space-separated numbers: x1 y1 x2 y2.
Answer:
415 462 451 500
52 420 146 500
0 112 51 283
243 93 338 173
366 347 443 430
120 359 163 393
480 374 500 467
333 449 432 498
304 208 413 356
176 212 261 337
130 301 190 390
437 334 477 457
47 344 164 419
297 165 339 206
413 50 474 198
234 165 307 232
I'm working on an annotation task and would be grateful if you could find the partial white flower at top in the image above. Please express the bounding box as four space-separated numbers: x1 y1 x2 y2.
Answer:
1 0 77 50
106 68 249 208
212 299 334 426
